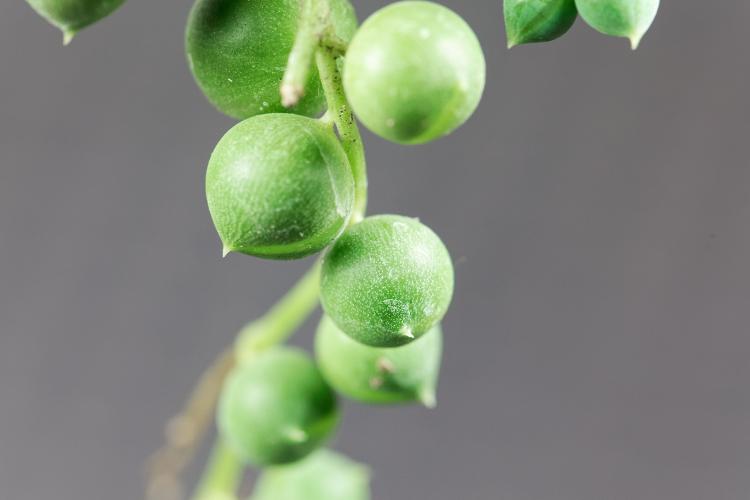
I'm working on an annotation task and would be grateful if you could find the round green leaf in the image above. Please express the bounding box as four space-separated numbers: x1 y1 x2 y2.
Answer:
251 449 370 500
206 113 354 260
343 1 485 145
320 215 454 347
316 315 443 407
218 348 340 466
575 0 659 49
504 0 578 48
26 0 126 42
186 0 358 119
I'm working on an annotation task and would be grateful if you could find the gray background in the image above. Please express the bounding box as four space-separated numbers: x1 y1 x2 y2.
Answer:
1 1 749 499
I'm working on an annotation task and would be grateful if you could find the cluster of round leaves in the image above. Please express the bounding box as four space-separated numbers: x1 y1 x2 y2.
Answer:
215 216 453 473
25 0 662 494
23 0 473 489
504 0 660 49
23 0 663 497
195 0 484 260
189 0 475 477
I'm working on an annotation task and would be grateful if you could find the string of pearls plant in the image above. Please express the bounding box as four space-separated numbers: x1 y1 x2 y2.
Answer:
25 0 660 498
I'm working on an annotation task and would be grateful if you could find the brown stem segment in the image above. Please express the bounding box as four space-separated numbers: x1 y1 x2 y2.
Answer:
146 349 235 500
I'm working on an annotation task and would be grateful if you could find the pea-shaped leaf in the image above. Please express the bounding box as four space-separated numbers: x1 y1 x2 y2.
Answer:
504 0 577 48
26 0 126 43
186 0 358 119
343 1 486 145
206 114 355 260
218 348 340 466
575 0 659 49
250 449 370 500
316 315 443 407
320 215 454 348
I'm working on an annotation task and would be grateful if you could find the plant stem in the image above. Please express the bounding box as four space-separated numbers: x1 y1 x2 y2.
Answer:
283 0 367 219
281 0 330 108
316 47 368 222
147 348 234 500
192 440 243 500
320 32 348 55
234 261 322 364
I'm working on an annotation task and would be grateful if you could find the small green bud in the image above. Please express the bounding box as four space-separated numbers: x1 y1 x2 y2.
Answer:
320 215 454 347
315 315 442 407
574 0 659 49
250 449 371 500
186 0 358 119
26 0 126 43
343 1 486 145
504 0 578 48
206 114 355 260
218 348 340 466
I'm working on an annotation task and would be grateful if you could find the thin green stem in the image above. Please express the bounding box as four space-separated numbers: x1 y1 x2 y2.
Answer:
192 440 243 500
320 31 348 55
315 47 368 222
234 261 322 364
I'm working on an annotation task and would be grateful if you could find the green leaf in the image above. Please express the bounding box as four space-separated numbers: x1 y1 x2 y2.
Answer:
26 0 126 41
218 348 340 466
250 449 371 500
205 114 354 260
320 215 454 348
315 315 443 407
343 1 485 144
504 0 578 48
575 0 660 49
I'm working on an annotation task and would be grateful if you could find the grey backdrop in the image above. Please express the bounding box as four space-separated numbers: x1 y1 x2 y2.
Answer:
1 1 749 499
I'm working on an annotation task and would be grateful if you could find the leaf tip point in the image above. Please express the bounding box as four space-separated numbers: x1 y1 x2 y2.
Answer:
418 388 437 409
399 325 415 339
62 30 75 46
629 32 645 50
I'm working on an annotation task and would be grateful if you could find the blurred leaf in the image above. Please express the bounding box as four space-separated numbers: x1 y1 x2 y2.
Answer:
250 449 370 500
